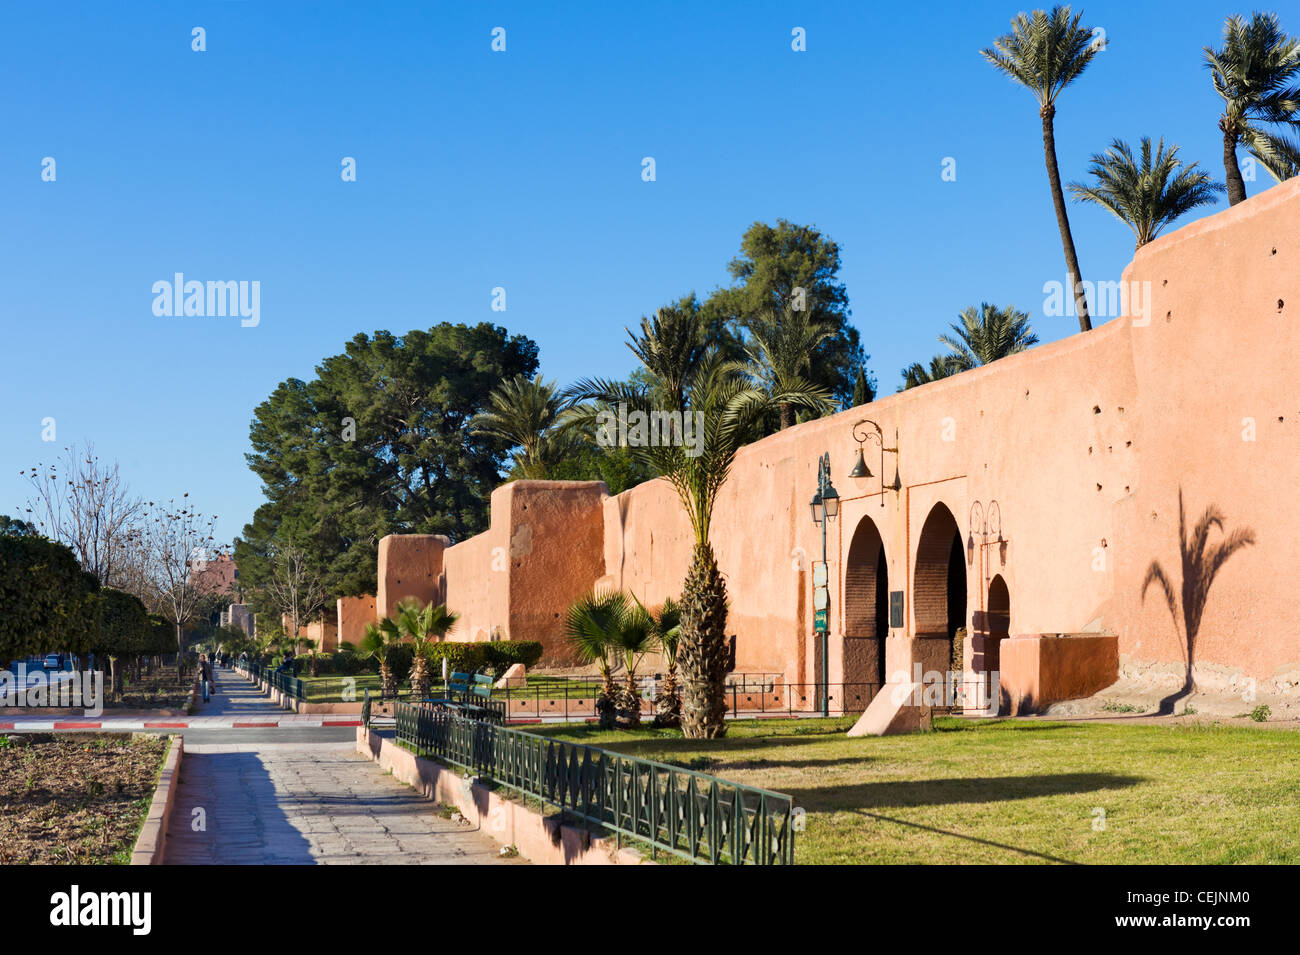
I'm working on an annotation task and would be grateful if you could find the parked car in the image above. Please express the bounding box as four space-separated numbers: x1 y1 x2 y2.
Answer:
43 653 61 671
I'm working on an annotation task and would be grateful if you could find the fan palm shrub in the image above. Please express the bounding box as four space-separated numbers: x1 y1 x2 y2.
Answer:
1203 12 1300 205
565 589 628 729
1069 137 1225 249
391 598 460 701
358 618 402 699
983 5 1101 331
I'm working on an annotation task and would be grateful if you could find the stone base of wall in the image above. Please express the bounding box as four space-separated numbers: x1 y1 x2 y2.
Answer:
1000 633 1119 715
355 728 652 865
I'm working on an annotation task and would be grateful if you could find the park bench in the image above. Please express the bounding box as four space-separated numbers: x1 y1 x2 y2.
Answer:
424 671 504 723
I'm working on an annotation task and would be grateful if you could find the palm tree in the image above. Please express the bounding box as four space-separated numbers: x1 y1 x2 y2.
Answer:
391 598 460 701
742 305 836 429
1069 138 1225 250
358 618 402 700
1250 123 1300 181
938 303 1039 371
624 302 708 411
983 5 1101 332
649 597 683 727
1204 12 1300 205
571 346 815 738
565 589 628 729
1141 490 1254 715
470 374 570 479
900 356 957 391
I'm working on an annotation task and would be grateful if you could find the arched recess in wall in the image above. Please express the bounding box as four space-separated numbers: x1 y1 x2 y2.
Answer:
975 574 1011 704
913 503 967 674
843 516 889 691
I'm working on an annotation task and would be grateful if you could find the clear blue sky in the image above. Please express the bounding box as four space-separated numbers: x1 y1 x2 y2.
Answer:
1 1 1288 545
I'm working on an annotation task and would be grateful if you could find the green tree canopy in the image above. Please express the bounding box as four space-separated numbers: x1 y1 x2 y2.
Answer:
238 323 539 598
708 220 869 408
0 527 97 660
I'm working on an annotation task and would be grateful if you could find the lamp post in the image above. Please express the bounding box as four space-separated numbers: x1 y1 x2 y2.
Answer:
809 452 839 717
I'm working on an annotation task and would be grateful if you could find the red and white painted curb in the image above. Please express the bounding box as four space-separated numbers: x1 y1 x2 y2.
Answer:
0 716 362 731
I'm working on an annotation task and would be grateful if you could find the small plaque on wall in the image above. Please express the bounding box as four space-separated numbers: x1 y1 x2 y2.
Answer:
889 590 904 629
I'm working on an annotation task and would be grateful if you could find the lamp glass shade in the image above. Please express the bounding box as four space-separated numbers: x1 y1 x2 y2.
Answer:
821 486 840 520
810 492 823 525
848 448 872 479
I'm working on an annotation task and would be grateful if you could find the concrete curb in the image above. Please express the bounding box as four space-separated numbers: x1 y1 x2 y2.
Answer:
356 727 652 866
130 733 183 865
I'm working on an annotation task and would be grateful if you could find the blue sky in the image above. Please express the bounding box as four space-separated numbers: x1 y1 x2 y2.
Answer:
1 1 1290 544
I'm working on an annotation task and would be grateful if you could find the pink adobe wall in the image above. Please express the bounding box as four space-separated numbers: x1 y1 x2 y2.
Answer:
440 481 607 665
599 177 1300 694
441 495 509 644
380 177 1300 694
337 594 377 647
376 534 449 620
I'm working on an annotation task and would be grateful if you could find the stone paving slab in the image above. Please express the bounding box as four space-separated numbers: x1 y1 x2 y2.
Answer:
163 741 525 865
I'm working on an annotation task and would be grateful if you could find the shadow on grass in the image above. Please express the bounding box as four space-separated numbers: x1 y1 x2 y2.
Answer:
787 771 1143 812
842 810 1082 864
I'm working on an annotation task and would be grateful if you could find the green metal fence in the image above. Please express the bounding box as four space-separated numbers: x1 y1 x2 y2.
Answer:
267 667 305 700
393 701 796 865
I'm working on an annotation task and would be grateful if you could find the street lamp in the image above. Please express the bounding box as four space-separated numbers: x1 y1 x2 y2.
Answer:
811 452 838 717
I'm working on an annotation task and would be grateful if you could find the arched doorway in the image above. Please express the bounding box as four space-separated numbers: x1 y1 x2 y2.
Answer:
974 575 1010 709
913 503 967 683
843 517 888 702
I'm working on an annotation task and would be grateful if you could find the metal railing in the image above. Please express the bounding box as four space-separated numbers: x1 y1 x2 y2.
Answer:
496 680 883 721
393 702 796 865
240 662 307 701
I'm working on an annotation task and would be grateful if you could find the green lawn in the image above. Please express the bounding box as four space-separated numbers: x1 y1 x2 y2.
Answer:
518 716 1300 864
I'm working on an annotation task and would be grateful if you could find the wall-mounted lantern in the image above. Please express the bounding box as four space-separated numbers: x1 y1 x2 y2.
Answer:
849 418 901 506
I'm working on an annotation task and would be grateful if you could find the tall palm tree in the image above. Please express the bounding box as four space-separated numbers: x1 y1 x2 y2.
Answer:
649 597 683 727
470 374 570 479
1250 123 1300 181
1141 490 1254 714
391 598 460 701
1069 138 1225 250
938 303 1039 371
742 305 836 429
1204 12 1300 205
900 355 957 391
358 618 402 700
625 301 708 411
565 589 628 729
983 5 1101 332
571 347 815 738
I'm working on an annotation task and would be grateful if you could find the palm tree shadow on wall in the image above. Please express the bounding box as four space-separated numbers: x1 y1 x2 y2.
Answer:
1140 489 1255 715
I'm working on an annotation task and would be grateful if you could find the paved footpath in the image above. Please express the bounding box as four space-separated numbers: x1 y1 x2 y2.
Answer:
163 668 523 865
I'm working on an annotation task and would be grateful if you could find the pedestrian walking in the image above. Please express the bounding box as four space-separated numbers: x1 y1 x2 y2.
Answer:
199 654 213 703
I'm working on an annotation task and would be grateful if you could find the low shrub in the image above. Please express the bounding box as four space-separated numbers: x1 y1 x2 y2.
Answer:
1250 704 1271 723
424 642 487 673
483 641 544 672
